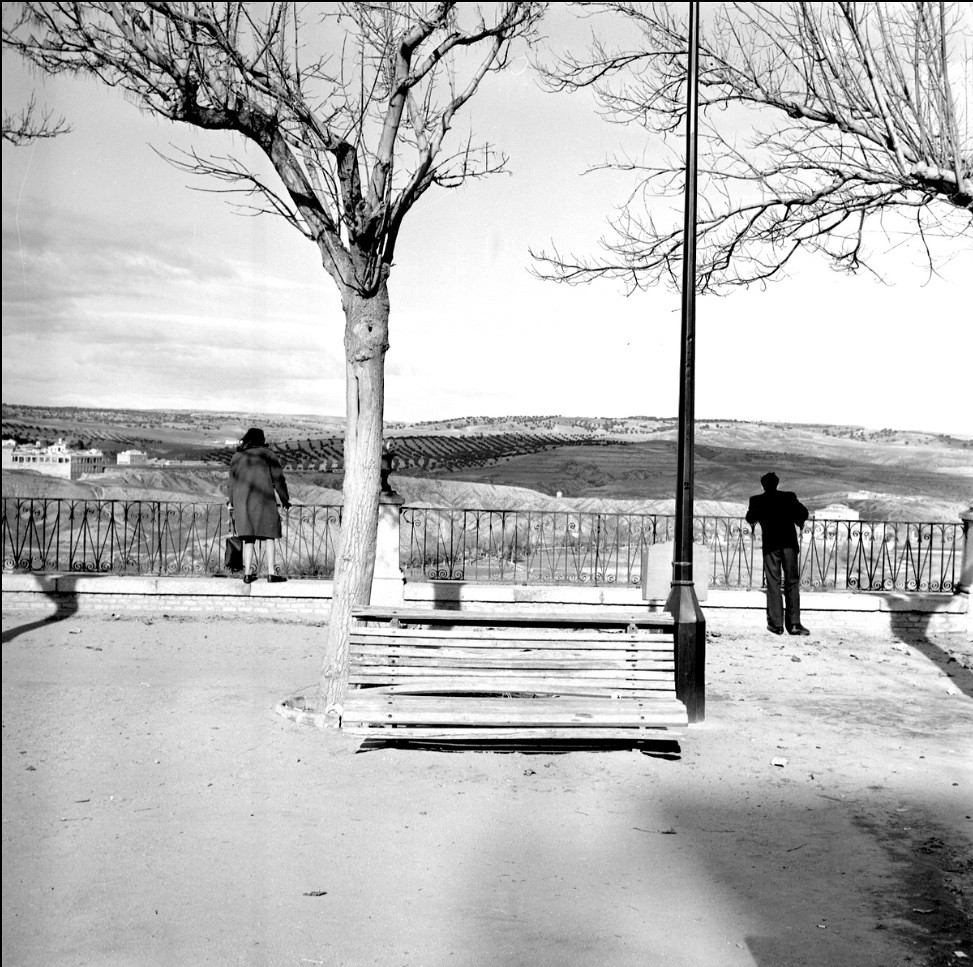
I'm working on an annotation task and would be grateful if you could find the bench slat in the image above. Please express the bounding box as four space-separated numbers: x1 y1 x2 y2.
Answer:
348 675 676 701
344 694 685 710
342 726 684 741
352 626 671 643
343 711 687 728
350 650 673 668
348 681 675 697
351 666 673 680
352 629 671 640
350 668 675 692
342 697 688 727
352 652 672 675
353 607 673 628
351 643 671 653
351 672 673 687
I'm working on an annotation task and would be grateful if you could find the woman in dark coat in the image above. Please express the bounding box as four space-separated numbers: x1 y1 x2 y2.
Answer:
228 427 290 583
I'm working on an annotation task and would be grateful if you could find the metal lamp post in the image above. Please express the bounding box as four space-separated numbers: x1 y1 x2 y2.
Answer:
664 1 706 722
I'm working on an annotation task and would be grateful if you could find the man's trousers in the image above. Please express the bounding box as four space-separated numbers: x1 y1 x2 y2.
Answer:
762 546 802 631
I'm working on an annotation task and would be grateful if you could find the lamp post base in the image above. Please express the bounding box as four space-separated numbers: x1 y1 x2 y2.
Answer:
665 582 706 723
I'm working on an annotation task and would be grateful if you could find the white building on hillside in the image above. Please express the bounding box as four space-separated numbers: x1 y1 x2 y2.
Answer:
2 438 111 480
117 449 149 466
814 502 860 521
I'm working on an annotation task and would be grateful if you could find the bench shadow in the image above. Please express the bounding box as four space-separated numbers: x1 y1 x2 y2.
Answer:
2 574 79 644
886 601 973 700
353 737 682 758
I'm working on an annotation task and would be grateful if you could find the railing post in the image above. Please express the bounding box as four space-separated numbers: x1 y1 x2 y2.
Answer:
155 502 164 576
958 506 973 595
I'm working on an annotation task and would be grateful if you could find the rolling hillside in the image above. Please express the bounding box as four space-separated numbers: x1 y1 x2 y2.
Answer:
3 407 969 520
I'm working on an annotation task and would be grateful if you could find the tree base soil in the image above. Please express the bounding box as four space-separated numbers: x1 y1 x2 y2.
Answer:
2 609 971 966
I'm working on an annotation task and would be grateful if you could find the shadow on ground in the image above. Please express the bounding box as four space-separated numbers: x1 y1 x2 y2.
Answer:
355 737 682 758
887 605 973 700
449 784 971 967
2 575 78 644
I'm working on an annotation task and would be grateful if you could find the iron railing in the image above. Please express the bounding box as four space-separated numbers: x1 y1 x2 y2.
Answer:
2 498 341 578
2 497 964 592
798 519 962 592
401 507 965 592
401 508 671 585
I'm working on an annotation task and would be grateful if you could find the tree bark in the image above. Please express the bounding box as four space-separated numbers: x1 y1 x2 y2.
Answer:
319 282 390 717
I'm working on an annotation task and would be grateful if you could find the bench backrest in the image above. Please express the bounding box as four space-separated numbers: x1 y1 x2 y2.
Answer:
349 623 675 699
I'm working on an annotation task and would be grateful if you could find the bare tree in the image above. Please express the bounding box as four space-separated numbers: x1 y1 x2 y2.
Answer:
3 1 544 715
534 1 972 291
3 92 71 144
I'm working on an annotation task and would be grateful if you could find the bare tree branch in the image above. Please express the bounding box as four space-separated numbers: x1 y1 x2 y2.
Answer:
533 1 972 292
2 92 71 145
3 1 545 294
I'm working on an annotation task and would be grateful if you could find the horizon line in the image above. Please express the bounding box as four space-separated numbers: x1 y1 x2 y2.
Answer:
2 403 965 438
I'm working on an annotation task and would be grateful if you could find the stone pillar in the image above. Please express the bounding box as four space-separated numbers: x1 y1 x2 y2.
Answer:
641 541 710 602
958 508 973 642
958 507 973 595
371 492 405 606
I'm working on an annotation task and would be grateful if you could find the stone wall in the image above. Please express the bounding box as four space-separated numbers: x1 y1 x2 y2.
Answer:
2 574 968 637
0 575 334 622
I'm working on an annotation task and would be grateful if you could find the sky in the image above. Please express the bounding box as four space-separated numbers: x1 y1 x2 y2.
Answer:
2 6 971 435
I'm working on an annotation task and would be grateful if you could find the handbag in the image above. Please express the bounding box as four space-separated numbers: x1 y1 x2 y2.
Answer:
224 535 243 571
224 509 243 572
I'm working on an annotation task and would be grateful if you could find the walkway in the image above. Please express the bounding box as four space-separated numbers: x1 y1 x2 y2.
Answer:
2 610 970 966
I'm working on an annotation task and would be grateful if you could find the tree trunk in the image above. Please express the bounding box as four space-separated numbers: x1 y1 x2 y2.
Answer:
319 283 390 717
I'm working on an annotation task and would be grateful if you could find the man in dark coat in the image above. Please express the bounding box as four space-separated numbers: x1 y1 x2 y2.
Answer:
746 472 810 635
228 427 290 583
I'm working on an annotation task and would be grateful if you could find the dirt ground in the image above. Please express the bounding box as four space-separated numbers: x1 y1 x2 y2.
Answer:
2 607 971 967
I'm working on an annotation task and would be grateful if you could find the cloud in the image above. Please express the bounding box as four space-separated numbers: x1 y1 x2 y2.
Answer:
2 190 345 412
3 324 345 412
4 200 241 303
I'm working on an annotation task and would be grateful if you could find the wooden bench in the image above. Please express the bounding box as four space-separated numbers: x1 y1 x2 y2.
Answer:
341 607 687 743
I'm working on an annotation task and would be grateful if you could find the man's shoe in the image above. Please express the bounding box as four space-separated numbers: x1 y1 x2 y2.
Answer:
243 573 258 584
267 574 288 584
767 624 784 635
787 624 811 636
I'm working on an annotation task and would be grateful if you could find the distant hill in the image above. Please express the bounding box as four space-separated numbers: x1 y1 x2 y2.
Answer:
395 439 970 519
3 406 970 520
1 468 343 506
1 404 347 455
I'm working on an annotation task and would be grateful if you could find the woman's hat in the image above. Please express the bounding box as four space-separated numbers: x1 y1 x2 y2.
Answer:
240 427 266 449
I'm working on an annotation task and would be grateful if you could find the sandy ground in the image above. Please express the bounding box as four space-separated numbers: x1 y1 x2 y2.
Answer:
2 608 971 967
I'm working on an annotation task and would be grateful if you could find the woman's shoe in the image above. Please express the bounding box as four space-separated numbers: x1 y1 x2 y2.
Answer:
243 573 258 584
267 574 288 584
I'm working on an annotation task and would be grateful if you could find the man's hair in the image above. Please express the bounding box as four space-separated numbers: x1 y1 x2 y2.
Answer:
760 471 779 490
